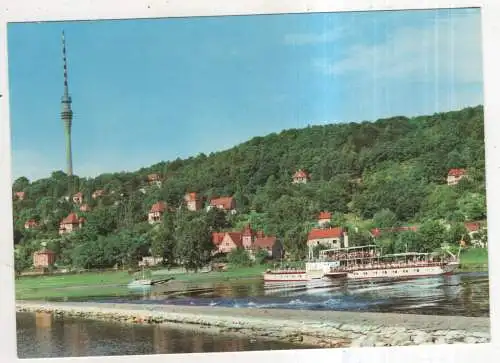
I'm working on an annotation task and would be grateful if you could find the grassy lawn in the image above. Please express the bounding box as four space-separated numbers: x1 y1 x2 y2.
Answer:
172 265 268 282
459 248 488 271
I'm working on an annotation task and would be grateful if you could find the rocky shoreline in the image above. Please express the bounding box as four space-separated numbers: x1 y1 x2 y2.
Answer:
16 301 491 348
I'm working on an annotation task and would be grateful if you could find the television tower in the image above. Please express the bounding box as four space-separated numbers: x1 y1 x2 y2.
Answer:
61 30 74 176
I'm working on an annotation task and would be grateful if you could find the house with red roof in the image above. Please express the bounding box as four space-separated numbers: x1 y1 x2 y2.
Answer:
307 227 348 260
216 232 244 254
242 224 282 258
212 224 282 258
72 192 84 205
292 169 310 184
317 211 332 227
253 233 282 258
184 192 203 212
59 212 85 235
24 219 39 230
447 168 468 186
148 201 168 224
14 191 25 201
207 196 236 214
147 173 163 187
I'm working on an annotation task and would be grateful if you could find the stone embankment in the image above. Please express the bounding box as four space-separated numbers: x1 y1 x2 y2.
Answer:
16 301 490 348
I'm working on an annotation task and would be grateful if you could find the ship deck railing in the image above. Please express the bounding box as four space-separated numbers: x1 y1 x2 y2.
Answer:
327 260 452 272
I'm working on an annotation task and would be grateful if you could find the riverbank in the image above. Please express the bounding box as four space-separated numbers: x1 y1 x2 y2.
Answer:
15 248 488 300
16 301 490 348
459 248 489 271
15 265 269 300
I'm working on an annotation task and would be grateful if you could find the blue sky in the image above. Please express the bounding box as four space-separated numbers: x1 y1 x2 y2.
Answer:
7 8 483 181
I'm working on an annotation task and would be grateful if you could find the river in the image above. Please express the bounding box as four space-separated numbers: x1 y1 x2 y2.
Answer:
16 272 489 357
62 271 489 317
16 311 308 358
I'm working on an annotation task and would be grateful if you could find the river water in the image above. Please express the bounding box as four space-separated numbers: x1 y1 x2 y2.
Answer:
16 271 489 357
16 312 307 358
101 271 490 317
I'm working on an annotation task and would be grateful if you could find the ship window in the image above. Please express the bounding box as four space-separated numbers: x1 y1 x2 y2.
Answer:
416 269 419 272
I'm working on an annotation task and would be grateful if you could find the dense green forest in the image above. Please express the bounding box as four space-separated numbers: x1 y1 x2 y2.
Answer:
12 105 487 272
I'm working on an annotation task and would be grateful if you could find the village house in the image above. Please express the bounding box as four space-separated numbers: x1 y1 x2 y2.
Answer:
307 227 348 260
251 231 282 258
14 191 26 201
212 232 226 253
72 192 84 205
213 231 243 254
24 219 39 230
242 224 282 257
147 173 163 187
184 192 203 212
317 211 332 227
207 196 237 214
148 201 168 224
59 212 85 235
447 168 468 186
92 189 105 199
292 169 310 184
212 225 282 258
80 204 91 212
33 247 56 269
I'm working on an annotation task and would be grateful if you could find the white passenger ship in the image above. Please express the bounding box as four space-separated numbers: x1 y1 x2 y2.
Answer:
263 244 460 284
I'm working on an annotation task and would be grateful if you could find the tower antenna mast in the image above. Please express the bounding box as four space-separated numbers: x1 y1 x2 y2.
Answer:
61 30 74 177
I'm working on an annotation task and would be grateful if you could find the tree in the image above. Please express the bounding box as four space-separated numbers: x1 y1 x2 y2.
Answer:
348 229 373 247
446 222 471 247
372 209 398 228
283 224 308 261
420 186 459 221
458 193 486 221
175 216 213 272
205 208 230 231
330 212 347 228
227 248 253 267
254 248 270 265
149 212 176 266
416 220 448 252
393 231 421 253
12 176 30 192
85 206 118 236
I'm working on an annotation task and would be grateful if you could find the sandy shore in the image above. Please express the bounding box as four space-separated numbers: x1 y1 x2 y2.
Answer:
16 301 491 348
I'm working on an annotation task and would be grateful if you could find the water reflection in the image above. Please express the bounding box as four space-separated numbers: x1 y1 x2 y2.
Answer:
17 312 306 358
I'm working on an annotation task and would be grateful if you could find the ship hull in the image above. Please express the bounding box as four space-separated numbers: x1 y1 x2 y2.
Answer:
263 262 458 284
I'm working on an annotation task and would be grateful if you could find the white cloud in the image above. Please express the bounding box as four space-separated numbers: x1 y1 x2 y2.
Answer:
314 11 483 85
284 28 345 45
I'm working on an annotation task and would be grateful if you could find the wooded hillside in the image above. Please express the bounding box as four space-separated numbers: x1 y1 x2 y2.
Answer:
12 105 486 271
